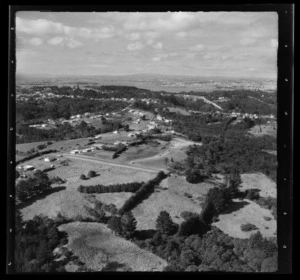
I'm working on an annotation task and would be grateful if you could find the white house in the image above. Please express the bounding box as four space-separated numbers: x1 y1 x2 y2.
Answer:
70 150 79 154
24 165 35 171
113 130 119 134
157 115 163 121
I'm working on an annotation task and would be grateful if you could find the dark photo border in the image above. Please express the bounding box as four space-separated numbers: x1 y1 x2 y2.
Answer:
7 4 293 274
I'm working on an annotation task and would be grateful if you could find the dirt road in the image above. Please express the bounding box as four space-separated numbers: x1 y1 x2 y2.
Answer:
63 154 166 173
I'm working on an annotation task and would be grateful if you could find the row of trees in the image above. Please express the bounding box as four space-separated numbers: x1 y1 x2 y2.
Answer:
118 171 167 215
78 181 144 194
16 149 58 165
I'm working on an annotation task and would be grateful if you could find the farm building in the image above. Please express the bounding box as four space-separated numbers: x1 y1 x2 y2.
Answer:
113 130 119 134
44 156 56 162
23 165 35 171
70 150 80 154
156 115 163 121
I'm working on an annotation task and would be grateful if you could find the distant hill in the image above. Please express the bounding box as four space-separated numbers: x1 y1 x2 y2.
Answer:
16 73 277 93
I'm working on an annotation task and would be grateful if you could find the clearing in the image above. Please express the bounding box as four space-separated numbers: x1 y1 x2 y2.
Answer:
240 173 276 198
59 222 168 272
213 198 277 239
132 174 215 230
248 124 277 137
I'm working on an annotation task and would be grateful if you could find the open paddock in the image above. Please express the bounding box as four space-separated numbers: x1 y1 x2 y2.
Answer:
59 222 167 272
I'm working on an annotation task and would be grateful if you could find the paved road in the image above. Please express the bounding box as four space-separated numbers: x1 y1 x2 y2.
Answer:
63 153 165 173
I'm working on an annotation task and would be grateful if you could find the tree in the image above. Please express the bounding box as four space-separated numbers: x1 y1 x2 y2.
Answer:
121 211 137 239
80 174 87 180
185 169 203 184
155 211 178 236
87 170 96 178
107 216 123 235
178 214 208 236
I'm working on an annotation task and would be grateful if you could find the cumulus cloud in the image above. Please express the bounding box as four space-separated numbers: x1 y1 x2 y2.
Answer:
126 32 140 40
47 36 83 48
47 36 64 46
123 12 198 32
153 42 163 50
152 56 161 62
176 31 187 38
270 38 278 48
28 37 43 46
127 42 144 51
190 44 205 51
240 37 257 46
16 17 115 40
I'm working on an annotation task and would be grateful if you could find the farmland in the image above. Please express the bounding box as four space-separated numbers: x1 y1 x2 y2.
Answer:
15 83 278 272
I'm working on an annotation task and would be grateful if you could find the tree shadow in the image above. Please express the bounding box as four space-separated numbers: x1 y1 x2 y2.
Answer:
221 200 250 215
134 229 156 240
17 186 66 209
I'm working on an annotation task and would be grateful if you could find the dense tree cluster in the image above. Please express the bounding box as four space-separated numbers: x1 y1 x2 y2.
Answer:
16 97 127 123
185 133 277 181
134 224 277 272
15 211 69 272
16 171 52 203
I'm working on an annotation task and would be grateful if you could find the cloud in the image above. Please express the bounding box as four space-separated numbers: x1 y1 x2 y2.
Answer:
127 42 144 51
190 44 205 51
47 36 64 46
176 31 187 38
16 17 115 40
126 32 140 40
47 36 83 48
123 12 198 32
152 56 161 62
270 38 278 48
28 37 43 46
66 38 84 49
153 42 163 50
240 37 257 46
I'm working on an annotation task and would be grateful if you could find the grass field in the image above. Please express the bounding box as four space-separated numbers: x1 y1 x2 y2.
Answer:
168 107 191 115
240 173 276 198
59 222 168 271
248 124 277 137
213 198 277 239
132 175 215 230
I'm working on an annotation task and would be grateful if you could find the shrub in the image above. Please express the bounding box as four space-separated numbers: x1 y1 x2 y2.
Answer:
107 216 123 235
245 189 261 200
185 169 203 184
263 216 272 221
178 214 208 236
241 223 259 232
87 170 96 178
80 174 87 180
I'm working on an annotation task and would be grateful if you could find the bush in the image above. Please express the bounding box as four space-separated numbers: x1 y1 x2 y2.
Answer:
87 170 96 178
107 216 123 235
80 174 87 180
185 169 203 184
241 223 259 232
245 189 261 200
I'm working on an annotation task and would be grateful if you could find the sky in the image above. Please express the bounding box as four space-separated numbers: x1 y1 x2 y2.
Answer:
15 11 278 79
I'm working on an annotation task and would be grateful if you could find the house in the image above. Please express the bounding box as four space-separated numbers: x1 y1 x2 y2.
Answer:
70 150 79 154
23 165 35 171
113 130 119 134
156 115 163 121
114 141 122 146
128 133 135 137
44 156 56 162
95 134 102 139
